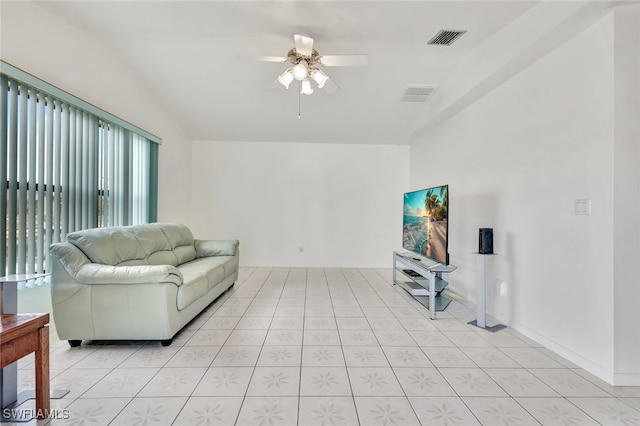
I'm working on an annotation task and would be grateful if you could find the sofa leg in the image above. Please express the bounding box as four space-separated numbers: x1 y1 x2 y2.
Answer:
68 340 82 347
160 338 173 347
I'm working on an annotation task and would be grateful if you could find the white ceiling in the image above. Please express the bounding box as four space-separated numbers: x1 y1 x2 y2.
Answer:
39 1 540 144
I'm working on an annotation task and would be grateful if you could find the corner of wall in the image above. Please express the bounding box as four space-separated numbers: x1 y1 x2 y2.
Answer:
612 2 640 385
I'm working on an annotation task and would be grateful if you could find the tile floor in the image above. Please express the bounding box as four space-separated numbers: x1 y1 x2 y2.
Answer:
9 267 640 425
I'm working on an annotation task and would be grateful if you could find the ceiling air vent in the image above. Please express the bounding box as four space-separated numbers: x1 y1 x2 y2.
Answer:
428 29 467 46
401 85 437 103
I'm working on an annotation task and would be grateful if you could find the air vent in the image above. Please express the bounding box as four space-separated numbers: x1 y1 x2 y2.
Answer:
401 85 437 102
428 29 467 46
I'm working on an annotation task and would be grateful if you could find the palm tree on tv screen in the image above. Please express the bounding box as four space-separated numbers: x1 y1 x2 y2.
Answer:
438 186 448 220
424 190 441 221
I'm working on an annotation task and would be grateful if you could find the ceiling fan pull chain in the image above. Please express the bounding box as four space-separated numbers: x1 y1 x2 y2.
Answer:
298 89 302 119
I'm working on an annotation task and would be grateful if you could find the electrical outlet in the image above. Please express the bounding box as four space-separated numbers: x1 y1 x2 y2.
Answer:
498 280 506 296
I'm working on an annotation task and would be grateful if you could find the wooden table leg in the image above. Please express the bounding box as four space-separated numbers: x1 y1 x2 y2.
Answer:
34 326 50 417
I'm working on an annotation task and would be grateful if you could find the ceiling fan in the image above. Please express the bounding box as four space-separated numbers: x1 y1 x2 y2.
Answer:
248 34 369 95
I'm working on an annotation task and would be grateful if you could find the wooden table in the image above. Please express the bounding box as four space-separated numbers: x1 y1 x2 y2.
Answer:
1 273 51 410
0 313 50 418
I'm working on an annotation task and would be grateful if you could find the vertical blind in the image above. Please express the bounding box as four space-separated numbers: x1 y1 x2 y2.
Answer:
1 64 160 278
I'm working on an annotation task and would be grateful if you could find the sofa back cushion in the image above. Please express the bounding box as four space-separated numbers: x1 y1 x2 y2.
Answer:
155 223 197 265
67 223 196 266
67 227 147 265
127 225 179 266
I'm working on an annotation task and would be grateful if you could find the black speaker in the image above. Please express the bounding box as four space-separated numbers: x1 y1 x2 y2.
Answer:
479 228 493 254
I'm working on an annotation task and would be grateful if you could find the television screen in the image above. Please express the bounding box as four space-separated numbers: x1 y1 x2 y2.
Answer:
402 185 449 264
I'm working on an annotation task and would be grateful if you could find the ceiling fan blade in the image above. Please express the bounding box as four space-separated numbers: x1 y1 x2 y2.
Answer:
237 55 287 63
294 34 314 56
322 78 339 94
320 54 369 67
267 79 285 91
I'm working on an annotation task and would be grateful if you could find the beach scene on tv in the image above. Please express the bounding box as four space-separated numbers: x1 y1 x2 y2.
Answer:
403 185 448 264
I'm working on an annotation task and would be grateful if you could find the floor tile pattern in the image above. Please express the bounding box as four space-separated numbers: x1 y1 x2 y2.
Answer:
12 267 640 425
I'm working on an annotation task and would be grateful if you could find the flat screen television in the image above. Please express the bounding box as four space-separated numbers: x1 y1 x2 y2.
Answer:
402 185 449 265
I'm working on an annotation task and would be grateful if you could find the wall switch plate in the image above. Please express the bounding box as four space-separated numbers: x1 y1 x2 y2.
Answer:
575 199 591 215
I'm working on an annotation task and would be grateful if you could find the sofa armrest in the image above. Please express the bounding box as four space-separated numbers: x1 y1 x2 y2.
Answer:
76 264 183 286
49 242 91 278
195 239 239 257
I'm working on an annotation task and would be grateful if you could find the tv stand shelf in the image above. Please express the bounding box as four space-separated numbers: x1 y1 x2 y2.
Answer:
393 251 457 319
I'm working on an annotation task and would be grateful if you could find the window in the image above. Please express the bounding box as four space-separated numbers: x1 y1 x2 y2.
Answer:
1 62 160 277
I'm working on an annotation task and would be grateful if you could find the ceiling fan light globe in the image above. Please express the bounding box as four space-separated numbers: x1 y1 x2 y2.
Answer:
278 69 294 89
312 69 329 89
300 79 314 95
292 60 309 81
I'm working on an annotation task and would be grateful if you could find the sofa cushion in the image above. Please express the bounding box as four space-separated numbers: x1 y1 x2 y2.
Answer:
128 226 172 254
157 223 197 265
129 225 179 266
179 257 229 290
176 273 209 311
67 227 147 266
66 223 199 267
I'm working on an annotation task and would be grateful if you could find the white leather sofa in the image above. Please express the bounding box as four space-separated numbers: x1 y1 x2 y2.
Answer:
49 223 238 347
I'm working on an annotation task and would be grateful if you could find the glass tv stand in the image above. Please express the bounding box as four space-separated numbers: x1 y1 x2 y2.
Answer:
393 251 457 319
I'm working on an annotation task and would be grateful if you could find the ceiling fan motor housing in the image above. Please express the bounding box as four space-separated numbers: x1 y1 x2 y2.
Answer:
287 48 322 66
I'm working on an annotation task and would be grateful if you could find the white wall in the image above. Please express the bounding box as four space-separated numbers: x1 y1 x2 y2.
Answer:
412 15 619 380
0 1 192 223
191 141 409 267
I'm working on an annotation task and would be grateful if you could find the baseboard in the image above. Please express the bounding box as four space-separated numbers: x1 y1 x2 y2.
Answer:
430 287 640 386
510 322 627 386
427 284 640 385
611 372 640 386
